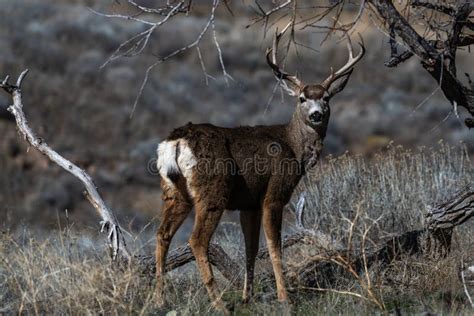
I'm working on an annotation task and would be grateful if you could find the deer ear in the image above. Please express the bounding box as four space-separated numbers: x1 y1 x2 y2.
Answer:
327 69 353 98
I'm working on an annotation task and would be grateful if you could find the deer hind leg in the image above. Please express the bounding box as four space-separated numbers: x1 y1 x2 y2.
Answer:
240 209 261 303
155 181 192 306
262 198 288 302
189 201 227 313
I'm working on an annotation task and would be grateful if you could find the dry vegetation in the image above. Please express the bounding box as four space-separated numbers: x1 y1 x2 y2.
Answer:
1 145 472 314
1 0 473 314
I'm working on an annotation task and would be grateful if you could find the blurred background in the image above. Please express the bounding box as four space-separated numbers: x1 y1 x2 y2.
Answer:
0 0 472 235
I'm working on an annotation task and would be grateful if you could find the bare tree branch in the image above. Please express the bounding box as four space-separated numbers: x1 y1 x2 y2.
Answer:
410 0 456 16
426 184 474 229
0 70 131 261
94 1 186 68
368 0 474 127
384 50 414 67
96 0 228 117
129 0 222 117
247 0 293 28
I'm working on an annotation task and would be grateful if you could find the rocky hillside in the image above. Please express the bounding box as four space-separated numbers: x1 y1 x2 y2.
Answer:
0 0 472 231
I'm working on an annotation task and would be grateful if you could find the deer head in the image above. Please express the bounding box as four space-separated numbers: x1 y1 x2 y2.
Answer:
266 24 365 134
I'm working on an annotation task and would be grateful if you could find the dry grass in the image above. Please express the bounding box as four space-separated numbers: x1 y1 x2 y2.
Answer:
1 144 472 314
296 141 472 236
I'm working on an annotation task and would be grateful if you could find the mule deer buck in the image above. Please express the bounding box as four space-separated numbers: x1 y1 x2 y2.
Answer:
155 25 365 312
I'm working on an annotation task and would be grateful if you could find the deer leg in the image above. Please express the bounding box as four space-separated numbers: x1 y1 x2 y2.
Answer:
262 200 288 302
240 209 261 303
189 204 227 313
155 183 192 306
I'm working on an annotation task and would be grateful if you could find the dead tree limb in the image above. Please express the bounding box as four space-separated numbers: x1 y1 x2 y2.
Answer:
138 186 472 289
426 185 474 230
410 0 456 16
137 230 323 287
368 0 474 128
0 70 130 261
290 185 474 288
368 184 473 264
139 242 243 286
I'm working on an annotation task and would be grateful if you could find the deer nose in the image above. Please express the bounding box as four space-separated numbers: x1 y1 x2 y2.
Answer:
309 111 323 123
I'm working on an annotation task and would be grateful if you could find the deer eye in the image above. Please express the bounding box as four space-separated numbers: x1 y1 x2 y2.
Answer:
322 95 330 102
299 96 306 103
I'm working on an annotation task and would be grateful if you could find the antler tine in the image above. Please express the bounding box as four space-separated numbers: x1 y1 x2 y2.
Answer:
271 22 290 65
346 33 359 60
321 34 365 90
266 22 302 89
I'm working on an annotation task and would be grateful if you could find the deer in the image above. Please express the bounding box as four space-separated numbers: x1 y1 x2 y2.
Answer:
154 24 365 313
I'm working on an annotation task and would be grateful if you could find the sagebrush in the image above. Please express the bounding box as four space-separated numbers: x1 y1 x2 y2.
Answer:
1 144 472 314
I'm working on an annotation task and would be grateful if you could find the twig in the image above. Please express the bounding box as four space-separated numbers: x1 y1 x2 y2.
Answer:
295 286 370 301
247 0 293 28
461 260 474 308
95 2 184 69
127 0 191 16
410 0 456 16
210 0 233 85
129 0 223 117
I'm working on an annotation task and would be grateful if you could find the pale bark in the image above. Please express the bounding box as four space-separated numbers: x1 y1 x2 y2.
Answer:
1 70 130 261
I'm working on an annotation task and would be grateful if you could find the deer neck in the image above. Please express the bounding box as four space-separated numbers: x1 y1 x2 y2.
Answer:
285 109 326 172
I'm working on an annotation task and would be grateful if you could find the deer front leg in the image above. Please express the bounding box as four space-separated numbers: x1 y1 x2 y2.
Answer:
189 203 228 314
262 199 288 302
240 209 261 303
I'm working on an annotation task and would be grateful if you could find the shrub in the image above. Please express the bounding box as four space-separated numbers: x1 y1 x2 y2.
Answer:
1 145 472 314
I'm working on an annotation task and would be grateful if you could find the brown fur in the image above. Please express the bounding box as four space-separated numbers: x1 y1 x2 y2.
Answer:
154 103 326 311
303 84 326 100
154 37 364 313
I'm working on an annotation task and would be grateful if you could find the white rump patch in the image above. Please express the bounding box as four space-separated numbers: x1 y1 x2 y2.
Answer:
177 140 197 179
156 139 197 186
157 140 179 182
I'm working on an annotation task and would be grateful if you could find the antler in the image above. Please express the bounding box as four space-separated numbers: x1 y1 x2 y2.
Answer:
266 22 303 91
321 36 365 90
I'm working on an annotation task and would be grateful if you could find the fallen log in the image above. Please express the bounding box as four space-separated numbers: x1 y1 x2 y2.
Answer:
138 186 472 288
137 231 325 287
289 185 474 288
138 242 243 285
